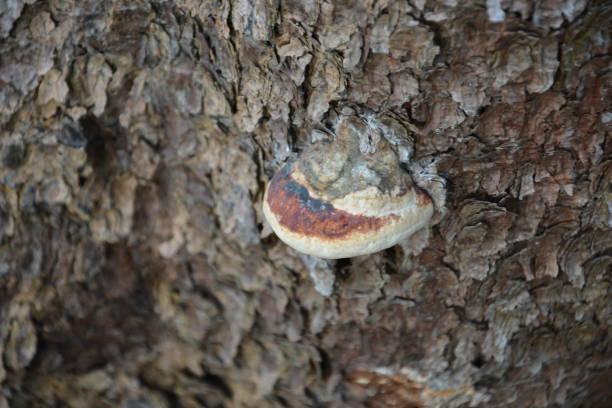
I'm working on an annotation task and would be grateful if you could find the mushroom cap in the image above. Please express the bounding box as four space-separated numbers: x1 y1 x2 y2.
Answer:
263 120 434 259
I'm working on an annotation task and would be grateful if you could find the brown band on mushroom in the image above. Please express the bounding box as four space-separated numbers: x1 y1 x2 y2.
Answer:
267 160 400 240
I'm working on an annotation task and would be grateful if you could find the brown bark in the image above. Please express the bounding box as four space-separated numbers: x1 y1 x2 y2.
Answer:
0 0 610 407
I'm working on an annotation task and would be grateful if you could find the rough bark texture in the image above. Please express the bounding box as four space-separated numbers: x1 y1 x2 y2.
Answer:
0 0 610 407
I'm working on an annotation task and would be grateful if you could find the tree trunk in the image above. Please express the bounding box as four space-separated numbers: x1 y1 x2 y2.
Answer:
0 0 610 407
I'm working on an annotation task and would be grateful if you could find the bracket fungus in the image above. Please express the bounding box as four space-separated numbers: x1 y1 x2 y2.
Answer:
263 117 434 259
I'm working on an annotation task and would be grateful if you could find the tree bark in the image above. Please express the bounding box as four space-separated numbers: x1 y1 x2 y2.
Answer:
0 0 610 407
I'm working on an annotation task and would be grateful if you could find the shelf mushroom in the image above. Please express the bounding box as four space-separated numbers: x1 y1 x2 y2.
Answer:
263 117 434 259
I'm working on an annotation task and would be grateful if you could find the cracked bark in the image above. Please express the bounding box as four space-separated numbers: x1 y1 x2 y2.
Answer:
0 1 610 407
